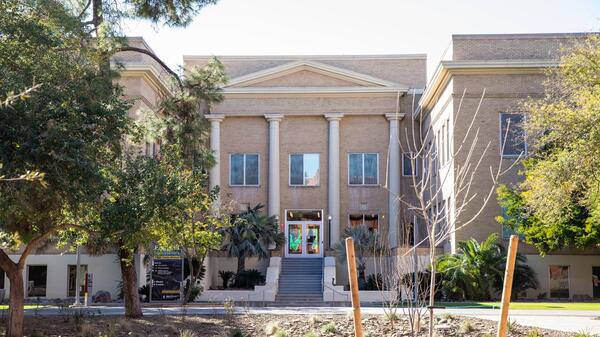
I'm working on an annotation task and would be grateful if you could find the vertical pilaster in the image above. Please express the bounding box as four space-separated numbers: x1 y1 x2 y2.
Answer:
325 113 343 248
265 114 283 218
206 115 225 193
386 113 404 248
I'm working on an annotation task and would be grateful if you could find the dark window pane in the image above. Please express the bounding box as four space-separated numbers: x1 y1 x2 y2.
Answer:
364 154 378 184
501 113 526 156
27 265 47 297
245 154 259 185
364 214 379 230
403 154 414 176
290 154 304 185
348 154 363 185
230 154 244 185
349 214 364 227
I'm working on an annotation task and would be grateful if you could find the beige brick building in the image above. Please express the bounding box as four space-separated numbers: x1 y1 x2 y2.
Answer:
5 33 598 302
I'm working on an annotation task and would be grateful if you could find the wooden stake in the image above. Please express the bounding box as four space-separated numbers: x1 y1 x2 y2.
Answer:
346 237 364 337
497 235 519 337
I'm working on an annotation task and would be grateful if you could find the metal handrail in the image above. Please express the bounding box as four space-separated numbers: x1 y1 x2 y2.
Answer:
323 283 350 302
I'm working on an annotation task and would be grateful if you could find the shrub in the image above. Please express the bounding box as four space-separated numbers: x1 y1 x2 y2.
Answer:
219 270 235 289
264 322 280 335
304 331 317 337
384 311 400 322
365 273 386 290
179 330 197 337
273 331 288 337
574 330 593 337
459 320 474 334
138 284 150 302
321 322 336 334
227 328 245 337
527 329 542 337
232 269 266 288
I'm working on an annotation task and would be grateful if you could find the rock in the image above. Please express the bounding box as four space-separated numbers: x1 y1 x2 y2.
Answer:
435 324 452 330
92 290 111 303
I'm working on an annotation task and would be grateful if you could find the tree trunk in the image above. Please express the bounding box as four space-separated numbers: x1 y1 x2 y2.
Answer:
237 255 245 274
6 268 24 337
428 250 436 337
118 247 142 318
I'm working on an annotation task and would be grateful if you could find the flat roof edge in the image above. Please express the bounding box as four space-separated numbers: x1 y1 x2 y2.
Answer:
182 54 427 61
452 32 598 40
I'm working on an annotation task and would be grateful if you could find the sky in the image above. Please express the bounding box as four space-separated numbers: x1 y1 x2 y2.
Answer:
123 0 600 79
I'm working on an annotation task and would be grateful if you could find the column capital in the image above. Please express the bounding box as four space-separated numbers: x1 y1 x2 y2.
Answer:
264 114 284 122
205 114 225 122
385 113 406 121
324 113 344 121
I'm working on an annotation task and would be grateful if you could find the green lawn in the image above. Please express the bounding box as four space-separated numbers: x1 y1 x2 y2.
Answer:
441 302 600 310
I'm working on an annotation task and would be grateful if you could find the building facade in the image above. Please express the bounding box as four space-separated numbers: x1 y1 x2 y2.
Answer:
4 33 599 301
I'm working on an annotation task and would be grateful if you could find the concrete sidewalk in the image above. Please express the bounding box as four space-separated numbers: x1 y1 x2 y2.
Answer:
17 305 600 334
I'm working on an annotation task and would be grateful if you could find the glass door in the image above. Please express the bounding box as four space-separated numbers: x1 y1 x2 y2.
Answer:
285 209 323 258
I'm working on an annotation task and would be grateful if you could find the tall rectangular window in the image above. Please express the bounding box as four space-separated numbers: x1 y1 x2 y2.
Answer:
348 153 378 185
500 113 526 157
402 153 418 176
27 265 47 297
549 265 570 298
289 154 320 186
68 265 88 297
229 153 259 186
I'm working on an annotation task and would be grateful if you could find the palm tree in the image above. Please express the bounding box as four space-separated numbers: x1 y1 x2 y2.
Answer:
334 224 381 288
437 233 538 300
220 204 285 274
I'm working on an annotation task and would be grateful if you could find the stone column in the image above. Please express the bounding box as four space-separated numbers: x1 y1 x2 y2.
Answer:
325 113 343 248
206 114 225 194
386 113 404 248
265 114 283 218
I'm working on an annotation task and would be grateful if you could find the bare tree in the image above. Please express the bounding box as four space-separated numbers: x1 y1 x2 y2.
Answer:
379 89 521 336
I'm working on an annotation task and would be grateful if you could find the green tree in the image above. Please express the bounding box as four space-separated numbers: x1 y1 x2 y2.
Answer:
436 233 538 300
0 1 132 335
497 35 600 253
220 204 285 274
334 224 382 288
153 146 223 304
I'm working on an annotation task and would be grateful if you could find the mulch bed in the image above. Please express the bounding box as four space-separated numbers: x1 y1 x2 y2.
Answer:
11 313 574 336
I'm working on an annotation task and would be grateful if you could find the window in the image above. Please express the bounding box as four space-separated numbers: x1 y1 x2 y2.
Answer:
348 153 379 185
549 265 570 298
500 113 526 157
68 265 88 297
445 118 450 164
144 139 161 157
402 153 418 176
27 265 47 297
230 153 259 186
593 267 600 298
348 213 379 231
290 154 320 186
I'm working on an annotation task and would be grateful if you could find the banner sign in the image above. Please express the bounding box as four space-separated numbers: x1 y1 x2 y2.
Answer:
151 251 183 301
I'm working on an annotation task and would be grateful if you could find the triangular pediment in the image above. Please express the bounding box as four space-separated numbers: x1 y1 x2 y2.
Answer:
226 61 400 88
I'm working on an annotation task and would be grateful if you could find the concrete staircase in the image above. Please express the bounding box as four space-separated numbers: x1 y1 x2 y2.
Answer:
274 257 325 306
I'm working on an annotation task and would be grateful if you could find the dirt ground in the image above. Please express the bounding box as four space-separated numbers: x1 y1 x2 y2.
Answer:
11 313 574 337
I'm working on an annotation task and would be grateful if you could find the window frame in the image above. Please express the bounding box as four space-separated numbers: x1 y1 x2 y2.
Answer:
402 153 419 177
288 153 320 187
26 264 47 298
499 112 528 158
347 152 379 186
348 213 379 231
229 153 260 187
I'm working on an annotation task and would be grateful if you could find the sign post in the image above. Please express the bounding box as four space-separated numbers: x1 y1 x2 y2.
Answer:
497 235 519 337
345 237 364 337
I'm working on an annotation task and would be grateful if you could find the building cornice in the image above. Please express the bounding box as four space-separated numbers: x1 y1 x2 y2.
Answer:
223 86 410 97
119 64 173 98
226 60 403 88
184 54 427 61
416 59 558 118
